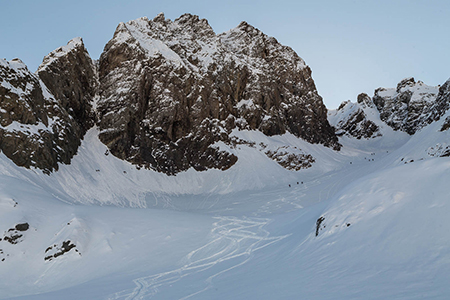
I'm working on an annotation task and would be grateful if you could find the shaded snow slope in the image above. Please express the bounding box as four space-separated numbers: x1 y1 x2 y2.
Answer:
0 127 345 209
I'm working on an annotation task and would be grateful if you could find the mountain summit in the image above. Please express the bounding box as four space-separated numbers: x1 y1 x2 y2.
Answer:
1 13 339 175
97 13 339 174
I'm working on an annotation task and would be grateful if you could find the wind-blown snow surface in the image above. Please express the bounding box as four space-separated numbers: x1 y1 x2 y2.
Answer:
2 111 450 299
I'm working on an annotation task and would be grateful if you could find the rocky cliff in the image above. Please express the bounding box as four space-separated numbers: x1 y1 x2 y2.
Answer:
328 93 381 139
372 77 440 134
37 37 97 135
0 57 84 173
0 38 96 173
332 78 450 139
435 79 450 132
97 13 339 174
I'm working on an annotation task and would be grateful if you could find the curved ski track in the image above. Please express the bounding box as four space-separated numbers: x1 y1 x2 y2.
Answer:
108 216 289 300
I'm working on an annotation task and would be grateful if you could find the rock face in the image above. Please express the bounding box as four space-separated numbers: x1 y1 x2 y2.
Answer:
265 146 315 171
37 37 97 134
372 77 441 134
328 95 381 139
2 223 30 245
0 58 85 173
44 240 79 261
332 78 450 139
0 38 96 173
437 79 450 131
97 13 339 174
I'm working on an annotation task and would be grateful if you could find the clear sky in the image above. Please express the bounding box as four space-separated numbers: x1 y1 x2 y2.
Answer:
1 0 449 109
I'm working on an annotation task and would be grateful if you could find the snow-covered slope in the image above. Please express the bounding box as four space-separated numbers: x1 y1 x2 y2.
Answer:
0 170 213 298
2 101 450 299
0 126 342 209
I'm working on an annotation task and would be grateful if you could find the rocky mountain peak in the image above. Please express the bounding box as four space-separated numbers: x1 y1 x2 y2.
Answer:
234 21 274 43
235 21 262 35
396 76 416 92
373 78 440 134
4 58 28 70
357 93 373 108
0 55 86 173
174 13 215 37
329 97 381 140
219 21 305 71
434 78 450 131
37 37 85 72
152 12 164 21
438 78 450 100
37 37 96 134
332 77 450 139
97 13 339 175
0 58 49 127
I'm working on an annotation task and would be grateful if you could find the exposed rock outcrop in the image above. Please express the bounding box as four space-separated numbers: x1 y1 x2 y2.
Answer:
329 98 381 139
97 13 339 174
440 116 450 132
437 79 450 131
356 93 374 108
37 37 97 134
44 240 79 261
265 146 315 171
2 223 30 245
372 77 441 134
0 58 84 173
315 216 325 237
428 143 450 157
332 78 450 140
0 38 97 173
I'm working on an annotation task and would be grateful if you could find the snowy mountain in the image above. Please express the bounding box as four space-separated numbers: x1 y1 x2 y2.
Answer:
2 13 339 177
97 13 339 175
372 77 444 134
330 77 450 141
1 13 450 300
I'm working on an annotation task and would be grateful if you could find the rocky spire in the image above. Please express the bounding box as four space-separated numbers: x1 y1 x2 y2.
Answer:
37 37 97 134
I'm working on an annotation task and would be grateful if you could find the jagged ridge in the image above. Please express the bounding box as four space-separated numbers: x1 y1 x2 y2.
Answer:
331 77 450 139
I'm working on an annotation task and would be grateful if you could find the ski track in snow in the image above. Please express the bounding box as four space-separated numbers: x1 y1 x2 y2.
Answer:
107 216 289 300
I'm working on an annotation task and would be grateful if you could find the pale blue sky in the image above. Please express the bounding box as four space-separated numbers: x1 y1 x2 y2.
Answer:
1 0 449 108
